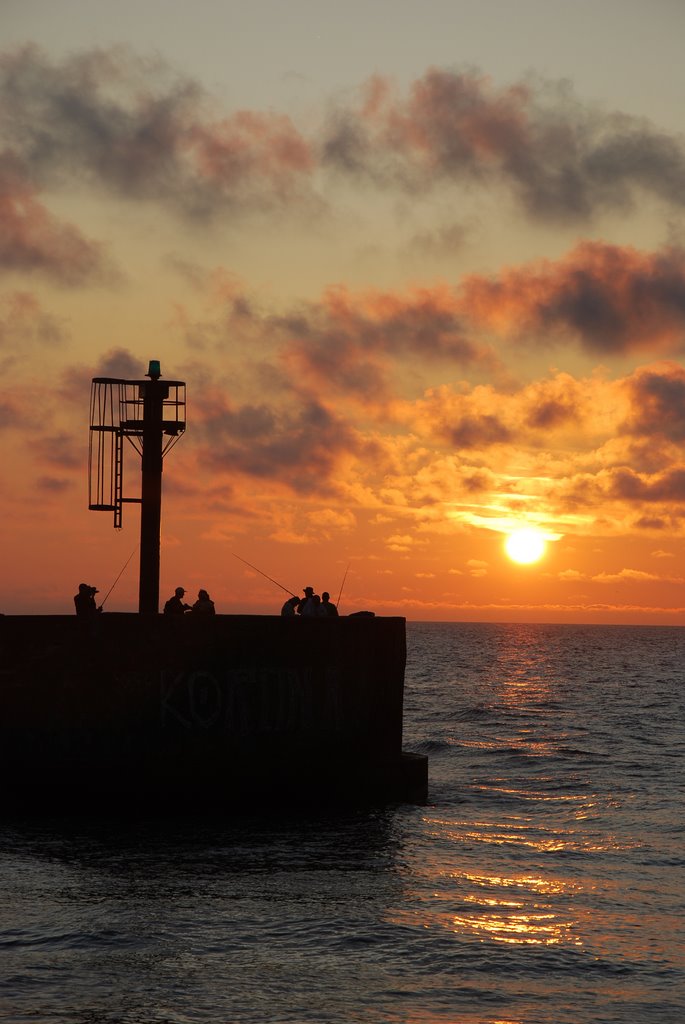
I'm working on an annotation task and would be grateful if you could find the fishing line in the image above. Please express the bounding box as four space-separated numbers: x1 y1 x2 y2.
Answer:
337 563 350 610
232 553 297 597
100 545 138 608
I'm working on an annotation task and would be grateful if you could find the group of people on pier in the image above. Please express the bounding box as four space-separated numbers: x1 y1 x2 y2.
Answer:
163 587 215 615
281 587 338 617
74 583 337 617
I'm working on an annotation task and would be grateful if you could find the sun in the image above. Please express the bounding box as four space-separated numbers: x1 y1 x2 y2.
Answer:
504 527 547 565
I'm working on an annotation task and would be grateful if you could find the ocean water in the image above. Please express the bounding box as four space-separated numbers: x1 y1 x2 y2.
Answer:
1 622 684 1024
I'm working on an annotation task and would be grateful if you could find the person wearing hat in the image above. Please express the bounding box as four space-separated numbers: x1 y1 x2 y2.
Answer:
74 583 101 617
163 587 191 615
298 586 317 616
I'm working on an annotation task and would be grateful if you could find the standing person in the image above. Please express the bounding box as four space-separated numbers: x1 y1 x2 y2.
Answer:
192 589 215 614
163 587 191 615
321 591 338 616
74 583 101 617
281 596 300 616
298 586 316 615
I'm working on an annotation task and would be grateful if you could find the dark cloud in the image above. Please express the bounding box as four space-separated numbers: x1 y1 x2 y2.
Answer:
36 475 73 493
624 363 685 441
0 395 26 429
535 247 685 353
195 395 359 495
523 374 583 429
526 398 578 430
96 348 147 380
0 291 68 358
5 48 684 228
59 347 144 405
462 468 495 493
34 431 81 469
607 466 685 503
443 413 511 449
0 152 110 284
276 286 494 402
321 69 685 221
0 45 314 219
459 242 685 356
635 516 668 530
562 461 685 508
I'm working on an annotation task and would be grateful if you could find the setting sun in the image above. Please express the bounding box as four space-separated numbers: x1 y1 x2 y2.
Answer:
504 528 547 565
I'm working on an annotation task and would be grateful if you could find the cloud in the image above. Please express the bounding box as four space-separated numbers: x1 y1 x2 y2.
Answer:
522 374 584 430
194 393 360 495
0 154 111 284
0 45 314 218
34 431 82 470
623 363 685 442
6 48 684 230
238 242 685 409
277 283 498 402
321 69 685 221
404 220 473 260
457 242 685 356
386 534 415 552
0 393 27 429
277 242 685 374
305 508 356 531
558 566 684 585
57 346 147 406
555 457 685 523
36 475 73 493
606 466 685 503
443 412 511 449
404 373 606 454
96 348 147 380
593 568 662 583
188 110 314 197
0 291 68 363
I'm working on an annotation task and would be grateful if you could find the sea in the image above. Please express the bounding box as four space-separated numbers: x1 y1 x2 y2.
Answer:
1 621 683 1024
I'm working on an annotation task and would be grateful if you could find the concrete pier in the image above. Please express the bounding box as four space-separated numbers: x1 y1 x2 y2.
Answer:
0 614 427 811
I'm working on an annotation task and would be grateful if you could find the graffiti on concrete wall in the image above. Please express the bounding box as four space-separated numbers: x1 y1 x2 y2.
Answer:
160 664 344 734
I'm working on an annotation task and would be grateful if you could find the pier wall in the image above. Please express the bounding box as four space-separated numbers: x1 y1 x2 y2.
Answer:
0 614 427 809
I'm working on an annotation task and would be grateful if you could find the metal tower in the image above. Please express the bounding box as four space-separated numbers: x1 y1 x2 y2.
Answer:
88 360 186 613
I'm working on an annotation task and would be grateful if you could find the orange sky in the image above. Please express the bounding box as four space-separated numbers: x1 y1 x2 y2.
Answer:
2 4 685 623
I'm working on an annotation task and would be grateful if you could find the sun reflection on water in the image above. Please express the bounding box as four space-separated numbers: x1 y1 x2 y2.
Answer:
421 813 616 854
449 909 574 946
391 859 585 947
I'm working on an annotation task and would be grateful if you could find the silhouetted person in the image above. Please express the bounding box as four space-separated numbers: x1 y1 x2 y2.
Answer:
281 595 300 616
164 587 191 615
192 589 215 614
298 586 317 615
321 591 338 616
74 583 101 617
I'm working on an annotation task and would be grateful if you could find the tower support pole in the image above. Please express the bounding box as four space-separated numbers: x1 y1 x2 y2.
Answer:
138 376 167 614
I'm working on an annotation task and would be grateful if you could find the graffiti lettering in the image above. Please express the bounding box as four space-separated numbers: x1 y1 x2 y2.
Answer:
188 671 222 729
160 665 345 734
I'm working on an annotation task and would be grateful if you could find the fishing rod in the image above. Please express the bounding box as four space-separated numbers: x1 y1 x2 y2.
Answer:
100 545 138 608
336 563 350 611
232 553 297 597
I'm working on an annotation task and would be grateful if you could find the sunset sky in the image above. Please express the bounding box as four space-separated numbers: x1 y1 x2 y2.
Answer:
3 0 685 622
